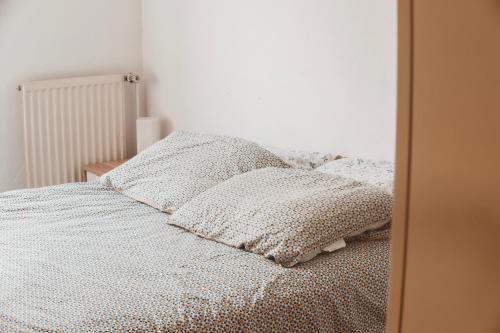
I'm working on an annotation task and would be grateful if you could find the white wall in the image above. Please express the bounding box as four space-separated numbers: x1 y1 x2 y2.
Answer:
0 0 142 192
0 0 396 191
142 0 397 160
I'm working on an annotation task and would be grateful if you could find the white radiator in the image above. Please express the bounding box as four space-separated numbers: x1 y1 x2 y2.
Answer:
19 74 139 188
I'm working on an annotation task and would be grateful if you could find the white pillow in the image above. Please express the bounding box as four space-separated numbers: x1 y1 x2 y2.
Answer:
263 146 340 170
316 158 394 240
316 158 394 193
169 167 393 267
101 131 289 212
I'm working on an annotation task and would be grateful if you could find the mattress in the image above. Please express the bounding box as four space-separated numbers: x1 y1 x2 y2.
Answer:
0 182 390 333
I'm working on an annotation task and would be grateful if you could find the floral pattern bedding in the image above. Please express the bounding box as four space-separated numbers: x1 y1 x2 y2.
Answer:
101 131 289 212
316 158 394 193
0 182 389 333
263 146 340 170
170 167 392 267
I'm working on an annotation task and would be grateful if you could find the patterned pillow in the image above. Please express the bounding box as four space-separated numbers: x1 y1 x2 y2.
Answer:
316 158 395 240
101 131 290 212
168 167 393 267
263 146 340 170
316 158 394 193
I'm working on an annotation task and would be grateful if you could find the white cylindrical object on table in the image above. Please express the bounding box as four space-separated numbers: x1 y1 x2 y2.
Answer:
136 117 161 153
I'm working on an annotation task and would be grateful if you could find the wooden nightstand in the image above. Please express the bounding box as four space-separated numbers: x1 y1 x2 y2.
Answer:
82 160 128 181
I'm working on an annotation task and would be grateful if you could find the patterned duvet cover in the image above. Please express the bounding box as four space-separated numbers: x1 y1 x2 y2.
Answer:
0 182 389 333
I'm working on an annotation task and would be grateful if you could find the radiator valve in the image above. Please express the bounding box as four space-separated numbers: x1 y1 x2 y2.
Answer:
125 73 140 83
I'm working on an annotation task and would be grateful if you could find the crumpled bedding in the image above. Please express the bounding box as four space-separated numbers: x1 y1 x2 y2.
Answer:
0 182 390 333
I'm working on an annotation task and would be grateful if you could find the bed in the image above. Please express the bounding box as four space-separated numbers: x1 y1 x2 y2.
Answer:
0 132 393 333
0 181 389 333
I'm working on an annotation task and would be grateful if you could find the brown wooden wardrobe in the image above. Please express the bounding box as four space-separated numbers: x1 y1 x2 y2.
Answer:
387 0 500 332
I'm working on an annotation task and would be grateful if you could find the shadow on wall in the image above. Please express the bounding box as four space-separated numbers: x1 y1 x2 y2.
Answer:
0 1 6 28
0 0 28 191
162 118 174 139
0 0 13 16
143 71 173 138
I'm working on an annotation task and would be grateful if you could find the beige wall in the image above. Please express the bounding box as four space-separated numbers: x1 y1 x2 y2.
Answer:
142 0 397 160
0 0 142 191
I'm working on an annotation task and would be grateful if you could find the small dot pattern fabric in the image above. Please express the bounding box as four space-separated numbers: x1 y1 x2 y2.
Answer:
0 182 390 333
100 131 290 212
316 158 395 242
316 158 395 193
170 167 393 267
263 146 341 170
